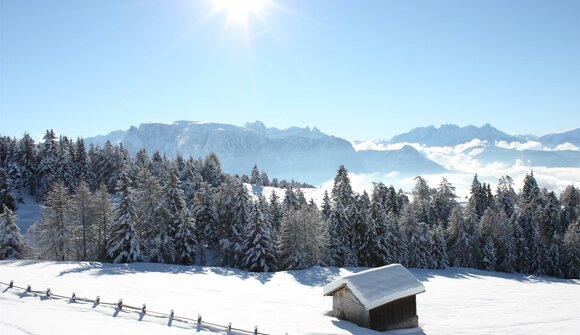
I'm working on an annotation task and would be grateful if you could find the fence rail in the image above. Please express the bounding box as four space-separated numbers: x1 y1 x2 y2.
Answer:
0 280 276 335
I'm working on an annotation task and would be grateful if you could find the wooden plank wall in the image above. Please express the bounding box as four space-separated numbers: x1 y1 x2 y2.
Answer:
369 295 417 331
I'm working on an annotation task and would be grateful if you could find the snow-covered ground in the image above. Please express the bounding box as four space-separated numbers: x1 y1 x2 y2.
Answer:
0 261 578 335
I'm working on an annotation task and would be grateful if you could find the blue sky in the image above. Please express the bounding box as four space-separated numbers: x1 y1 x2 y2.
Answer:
1 0 579 141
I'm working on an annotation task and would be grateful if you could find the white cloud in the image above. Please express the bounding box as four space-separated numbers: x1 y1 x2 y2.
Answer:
554 142 580 151
496 140 579 152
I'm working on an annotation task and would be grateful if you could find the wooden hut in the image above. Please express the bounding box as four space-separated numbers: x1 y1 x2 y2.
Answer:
323 264 425 331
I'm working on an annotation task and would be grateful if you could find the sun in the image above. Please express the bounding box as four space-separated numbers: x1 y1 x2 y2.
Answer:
214 0 270 26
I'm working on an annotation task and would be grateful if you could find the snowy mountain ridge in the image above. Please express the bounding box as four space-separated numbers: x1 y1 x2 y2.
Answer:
381 123 580 147
85 121 445 184
84 121 579 186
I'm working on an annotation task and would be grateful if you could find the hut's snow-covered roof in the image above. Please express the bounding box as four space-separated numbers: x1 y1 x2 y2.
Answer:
323 264 425 310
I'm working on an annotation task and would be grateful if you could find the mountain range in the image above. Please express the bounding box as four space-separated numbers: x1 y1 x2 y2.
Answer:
85 121 580 185
384 123 580 147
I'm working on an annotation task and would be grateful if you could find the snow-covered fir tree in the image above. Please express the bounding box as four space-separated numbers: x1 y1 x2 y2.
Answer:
194 182 220 263
0 204 24 259
135 166 173 263
217 179 250 267
0 168 16 212
93 183 112 261
562 220 580 279
160 167 190 260
481 237 497 271
446 206 478 268
242 201 277 272
269 191 283 238
431 177 457 228
37 130 58 198
69 179 95 260
33 181 70 260
250 164 261 185
174 211 197 265
106 170 142 263
430 225 449 269
352 192 373 266
277 205 324 270
399 204 432 268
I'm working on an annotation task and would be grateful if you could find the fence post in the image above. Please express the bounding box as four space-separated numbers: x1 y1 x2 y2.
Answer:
95 295 100 306
197 314 202 325
117 299 123 310
141 303 147 314
169 309 174 319
9 280 13 289
26 284 31 293
71 292 76 302
227 322 232 332
46 288 51 298
254 325 258 335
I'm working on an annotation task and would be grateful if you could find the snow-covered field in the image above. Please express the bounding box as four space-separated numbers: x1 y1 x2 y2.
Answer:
0 261 578 335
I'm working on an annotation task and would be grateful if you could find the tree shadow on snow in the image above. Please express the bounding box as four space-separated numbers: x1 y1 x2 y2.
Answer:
410 267 579 285
207 267 275 284
288 266 370 287
54 262 277 284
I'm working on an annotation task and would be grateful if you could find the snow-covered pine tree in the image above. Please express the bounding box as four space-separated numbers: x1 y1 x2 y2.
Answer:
353 192 373 266
0 168 16 212
366 196 388 267
4 137 26 203
250 164 261 185
33 181 70 260
242 201 277 272
135 166 173 263
106 170 142 263
501 222 518 273
194 182 220 263
430 225 449 269
174 210 197 265
151 151 168 181
70 179 95 260
93 183 112 261
218 180 250 267
562 221 580 279
37 130 58 198
321 190 331 222
160 167 189 260
74 138 92 189
495 175 517 218
181 159 203 205
278 208 311 270
260 172 270 187
327 197 356 266
17 133 38 197
516 172 542 273
331 165 353 208
559 185 579 236
56 136 77 191
269 191 283 238
545 235 562 278
92 141 117 192
399 204 432 268
388 211 406 264
201 153 223 187
446 206 477 268
481 237 497 271
468 174 487 223
539 190 560 246
431 177 457 228
282 187 300 211
0 204 24 259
